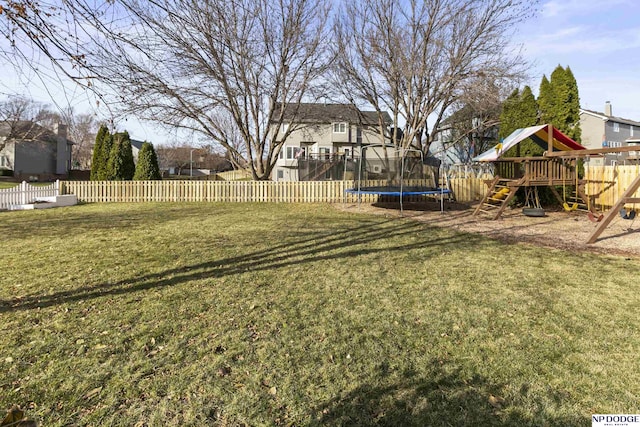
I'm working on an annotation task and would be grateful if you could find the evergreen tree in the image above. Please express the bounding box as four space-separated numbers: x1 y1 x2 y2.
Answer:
520 86 538 125
510 85 542 157
498 89 520 140
98 133 114 180
133 142 162 180
563 66 581 142
539 65 582 142
90 125 109 181
538 75 553 125
105 131 135 180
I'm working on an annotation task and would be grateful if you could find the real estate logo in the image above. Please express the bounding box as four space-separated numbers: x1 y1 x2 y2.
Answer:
593 414 640 427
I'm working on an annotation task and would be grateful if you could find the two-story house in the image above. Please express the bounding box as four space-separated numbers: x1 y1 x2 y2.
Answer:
271 103 393 181
0 121 74 180
580 101 640 165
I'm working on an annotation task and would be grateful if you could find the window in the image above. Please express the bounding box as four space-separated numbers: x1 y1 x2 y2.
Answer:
356 128 362 144
286 146 305 159
277 170 284 179
610 141 623 156
281 123 289 134
0 156 6 167
279 149 284 159
613 122 620 132
333 123 347 133
319 147 331 160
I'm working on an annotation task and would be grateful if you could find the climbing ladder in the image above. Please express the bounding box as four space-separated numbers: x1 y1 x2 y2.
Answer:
473 177 523 220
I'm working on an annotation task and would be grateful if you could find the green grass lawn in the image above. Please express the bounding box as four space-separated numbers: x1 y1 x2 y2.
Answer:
0 181 17 189
1 203 639 426
0 181 55 189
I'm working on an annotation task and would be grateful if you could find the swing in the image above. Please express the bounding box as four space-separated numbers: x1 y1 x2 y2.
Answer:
619 208 636 220
587 211 604 223
562 158 578 211
523 186 545 217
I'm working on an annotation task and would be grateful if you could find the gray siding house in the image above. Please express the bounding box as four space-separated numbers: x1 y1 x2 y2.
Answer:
0 121 74 180
270 103 395 181
580 102 640 165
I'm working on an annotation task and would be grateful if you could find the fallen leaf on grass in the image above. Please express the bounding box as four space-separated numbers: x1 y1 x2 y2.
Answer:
83 386 103 400
268 387 277 396
488 394 504 409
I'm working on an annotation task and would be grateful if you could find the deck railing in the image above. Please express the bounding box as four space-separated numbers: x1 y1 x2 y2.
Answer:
493 158 577 184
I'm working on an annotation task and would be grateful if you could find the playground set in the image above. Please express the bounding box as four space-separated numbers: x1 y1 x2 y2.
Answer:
472 124 640 244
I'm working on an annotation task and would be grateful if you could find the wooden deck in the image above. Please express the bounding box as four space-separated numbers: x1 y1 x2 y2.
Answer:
493 157 579 186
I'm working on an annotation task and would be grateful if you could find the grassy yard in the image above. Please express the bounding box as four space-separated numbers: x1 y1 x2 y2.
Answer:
1 203 639 426
0 181 55 189
0 181 17 189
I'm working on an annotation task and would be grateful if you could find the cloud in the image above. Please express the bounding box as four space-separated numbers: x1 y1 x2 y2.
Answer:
518 26 640 56
541 0 633 18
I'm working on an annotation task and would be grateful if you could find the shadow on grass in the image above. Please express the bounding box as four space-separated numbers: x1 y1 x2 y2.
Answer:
0 215 487 313
371 200 472 212
312 360 588 427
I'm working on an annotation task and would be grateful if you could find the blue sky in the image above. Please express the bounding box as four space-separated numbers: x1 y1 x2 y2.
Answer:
514 0 640 120
2 0 640 144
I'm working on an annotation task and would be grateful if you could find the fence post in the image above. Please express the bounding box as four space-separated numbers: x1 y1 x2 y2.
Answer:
20 181 27 205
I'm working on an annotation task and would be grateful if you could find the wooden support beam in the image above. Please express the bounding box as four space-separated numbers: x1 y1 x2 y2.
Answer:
544 145 640 158
587 173 640 244
547 123 553 154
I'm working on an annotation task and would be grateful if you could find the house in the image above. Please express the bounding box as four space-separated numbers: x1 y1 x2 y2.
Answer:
131 139 145 162
580 102 640 165
270 103 395 181
0 121 74 181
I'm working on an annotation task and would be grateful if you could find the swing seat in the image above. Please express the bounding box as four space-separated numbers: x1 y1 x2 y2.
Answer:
563 202 578 212
588 212 604 223
523 207 545 217
619 208 637 220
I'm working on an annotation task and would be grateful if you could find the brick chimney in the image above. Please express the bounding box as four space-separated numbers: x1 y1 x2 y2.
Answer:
54 123 68 140
604 101 612 117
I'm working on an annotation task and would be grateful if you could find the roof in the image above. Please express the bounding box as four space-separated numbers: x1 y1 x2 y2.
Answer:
473 124 585 162
273 103 392 126
580 108 640 127
131 139 145 150
0 120 73 144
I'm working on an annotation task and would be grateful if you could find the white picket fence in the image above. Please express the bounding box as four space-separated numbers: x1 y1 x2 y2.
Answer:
0 181 60 210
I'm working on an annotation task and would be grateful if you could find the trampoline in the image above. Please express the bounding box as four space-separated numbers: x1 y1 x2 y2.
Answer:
345 144 451 214
346 186 451 196
346 186 451 212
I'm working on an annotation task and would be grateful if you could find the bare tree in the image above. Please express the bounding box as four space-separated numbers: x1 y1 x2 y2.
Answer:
437 77 510 163
0 96 50 151
333 0 535 157
66 112 98 169
0 96 97 166
1 0 332 180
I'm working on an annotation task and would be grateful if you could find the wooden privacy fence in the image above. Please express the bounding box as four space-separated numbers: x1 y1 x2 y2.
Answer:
52 167 640 208
585 165 640 210
60 179 489 204
0 180 59 210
